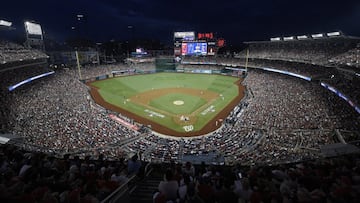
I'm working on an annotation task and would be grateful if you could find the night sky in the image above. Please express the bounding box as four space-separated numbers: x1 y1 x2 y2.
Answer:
1 0 360 45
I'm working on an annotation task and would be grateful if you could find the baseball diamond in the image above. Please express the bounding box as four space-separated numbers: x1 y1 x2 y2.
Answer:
88 72 245 137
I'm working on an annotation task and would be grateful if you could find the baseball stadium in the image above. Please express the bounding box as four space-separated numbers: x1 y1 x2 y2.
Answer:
1 17 360 203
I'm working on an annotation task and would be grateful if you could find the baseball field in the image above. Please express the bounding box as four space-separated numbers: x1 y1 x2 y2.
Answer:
88 72 245 137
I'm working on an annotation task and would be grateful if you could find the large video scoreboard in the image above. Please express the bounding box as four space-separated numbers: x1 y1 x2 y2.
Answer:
181 42 207 56
174 31 223 56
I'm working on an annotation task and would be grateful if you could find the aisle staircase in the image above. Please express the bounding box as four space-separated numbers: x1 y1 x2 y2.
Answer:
101 163 164 203
129 166 164 203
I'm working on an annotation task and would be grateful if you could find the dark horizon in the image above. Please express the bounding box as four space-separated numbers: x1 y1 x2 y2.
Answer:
1 0 360 46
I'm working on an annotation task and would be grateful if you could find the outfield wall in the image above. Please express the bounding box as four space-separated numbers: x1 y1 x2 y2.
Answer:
81 67 243 84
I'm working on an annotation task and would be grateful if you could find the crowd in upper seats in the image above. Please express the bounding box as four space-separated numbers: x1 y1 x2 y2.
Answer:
328 43 360 68
182 56 335 78
0 40 48 63
245 59 336 78
235 37 359 65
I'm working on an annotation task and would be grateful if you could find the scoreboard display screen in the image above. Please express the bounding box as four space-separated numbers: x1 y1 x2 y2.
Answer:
181 42 207 56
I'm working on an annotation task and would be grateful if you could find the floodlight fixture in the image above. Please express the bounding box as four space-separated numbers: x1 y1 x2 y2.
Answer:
270 37 281 41
77 14 84 21
311 33 324 39
327 31 341 37
0 19 12 27
24 21 43 35
283 36 295 41
297 35 308 40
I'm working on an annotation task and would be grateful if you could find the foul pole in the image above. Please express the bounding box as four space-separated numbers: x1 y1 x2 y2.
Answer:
75 51 82 80
245 48 249 71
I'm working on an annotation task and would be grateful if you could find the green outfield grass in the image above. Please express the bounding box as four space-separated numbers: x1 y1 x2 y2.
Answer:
90 72 240 133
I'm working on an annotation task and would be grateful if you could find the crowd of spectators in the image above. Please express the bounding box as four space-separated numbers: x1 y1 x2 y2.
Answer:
321 72 360 108
0 65 52 133
1 67 142 160
245 59 336 78
182 55 336 79
78 64 117 79
176 64 223 72
1 36 360 202
318 87 360 139
1 61 358 165
201 69 342 164
153 154 360 203
0 40 48 63
181 56 242 67
241 70 334 129
328 43 360 68
0 144 142 202
235 37 359 66
0 139 359 203
1 37 359 167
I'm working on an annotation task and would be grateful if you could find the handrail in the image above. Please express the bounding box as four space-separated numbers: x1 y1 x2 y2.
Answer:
101 174 137 203
144 162 152 176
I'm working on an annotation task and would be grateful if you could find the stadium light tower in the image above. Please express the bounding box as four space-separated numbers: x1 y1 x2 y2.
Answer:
24 20 45 50
0 19 12 27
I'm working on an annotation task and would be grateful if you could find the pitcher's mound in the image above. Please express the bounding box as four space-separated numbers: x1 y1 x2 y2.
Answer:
173 100 184 105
